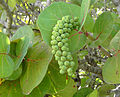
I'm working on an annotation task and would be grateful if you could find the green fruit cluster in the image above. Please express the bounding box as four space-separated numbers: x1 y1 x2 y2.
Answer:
51 15 80 76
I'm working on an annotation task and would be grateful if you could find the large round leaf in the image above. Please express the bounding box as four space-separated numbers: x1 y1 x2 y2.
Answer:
102 54 120 84
93 12 113 47
20 41 53 95
109 31 120 51
37 2 87 52
11 25 34 44
0 55 14 78
0 32 10 53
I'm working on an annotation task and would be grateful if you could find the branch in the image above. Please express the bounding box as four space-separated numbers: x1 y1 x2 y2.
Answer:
0 0 13 35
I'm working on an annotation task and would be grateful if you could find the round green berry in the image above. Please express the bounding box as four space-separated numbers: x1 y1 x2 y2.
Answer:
51 35 55 40
60 69 65 74
62 38 68 43
70 19 74 24
53 27 59 31
59 29 63 34
55 55 60 60
58 42 63 47
57 20 62 24
64 61 70 66
61 56 66 61
65 18 69 23
61 65 67 71
67 55 73 60
56 36 62 41
59 23 64 28
67 68 73 76
56 50 62 56
52 50 56 54
65 33 70 37
61 46 67 51
64 23 69 28
52 31 56 35
61 34 66 38
67 28 71 33
74 17 79 22
70 61 75 67
58 61 64 66
69 24 73 28
62 51 68 56
53 32 59 37
52 45 59 50
63 28 68 32
51 40 57 45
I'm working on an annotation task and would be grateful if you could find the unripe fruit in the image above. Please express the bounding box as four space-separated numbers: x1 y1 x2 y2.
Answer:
61 56 66 61
57 20 62 24
70 19 74 24
65 33 70 37
61 46 67 51
62 38 68 43
58 42 63 47
69 24 73 28
51 40 57 45
56 50 62 56
53 27 59 31
64 61 70 66
55 55 60 60
61 34 66 38
62 51 68 56
63 28 68 32
67 28 71 33
60 69 65 74
58 61 64 66
74 17 79 22
67 55 73 60
56 36 62 41
51 35 55 40
70 61 75 67
59 29 64 34
61 65 67 71
52 45 58 50
59 23 64 28
64 23 69 28
67 68 73 76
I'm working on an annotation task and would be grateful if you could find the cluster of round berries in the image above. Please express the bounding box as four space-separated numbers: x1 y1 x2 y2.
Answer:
51 15 80 76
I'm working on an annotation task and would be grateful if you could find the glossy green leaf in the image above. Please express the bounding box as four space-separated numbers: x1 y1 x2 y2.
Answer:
73 87 93 97
93 12 113 47
55 79 77 97
102 54 120 84
78 0 91 31
0 80 25 97
11 25 34 44
37 2 81 45
87 89 98 97
47 58 67 91
5 65 22 80
0 32 10 53
14 37 30 70
20 41 53 95
68 30 86 52
109 31 120 51
84 14 95 32
98 84 115 97
0 55 14 78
